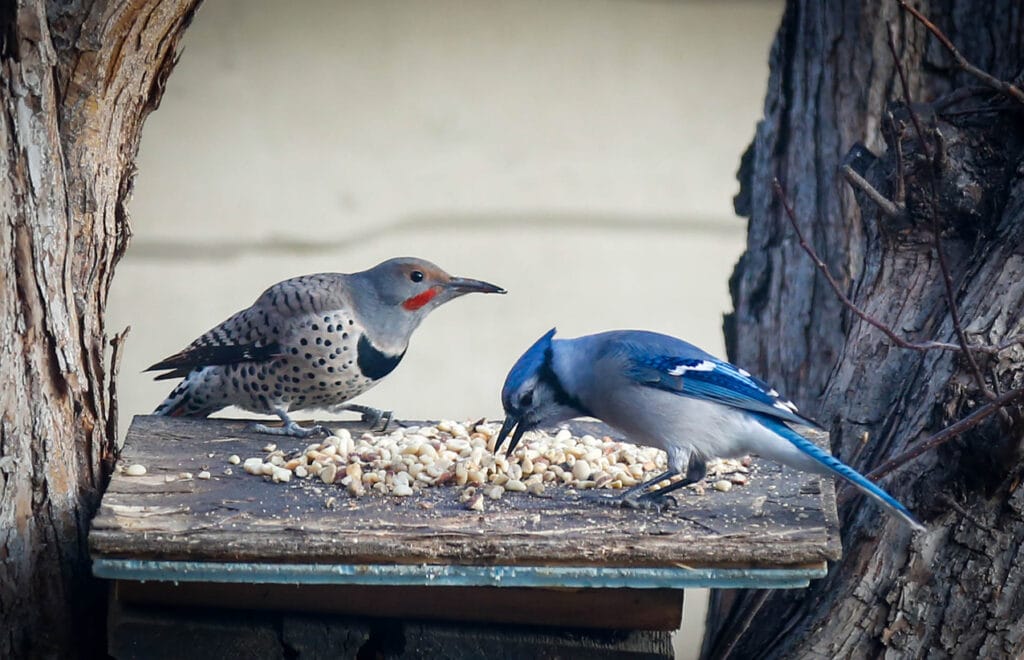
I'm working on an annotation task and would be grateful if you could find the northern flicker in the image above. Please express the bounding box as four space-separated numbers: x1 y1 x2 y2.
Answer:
148 257 505 437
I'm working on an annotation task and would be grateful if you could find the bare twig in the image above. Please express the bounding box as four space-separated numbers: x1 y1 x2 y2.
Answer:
777 178 1024 358
864 387 1024 481
840 165 905 219
898 0 1024 107
105 325 131 472
997 336 1024 351
887 26 996 400
773 179 961 353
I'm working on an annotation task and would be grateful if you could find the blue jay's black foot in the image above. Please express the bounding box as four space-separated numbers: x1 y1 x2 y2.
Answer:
578 488 678 511
336 403 393 432
623 492 680 511
249 408 330 438
584 457 708 512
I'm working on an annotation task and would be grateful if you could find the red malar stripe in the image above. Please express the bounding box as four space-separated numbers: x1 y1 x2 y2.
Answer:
402 287 439 311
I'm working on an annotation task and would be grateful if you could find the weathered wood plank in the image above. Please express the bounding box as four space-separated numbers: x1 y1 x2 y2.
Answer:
90 416 841 569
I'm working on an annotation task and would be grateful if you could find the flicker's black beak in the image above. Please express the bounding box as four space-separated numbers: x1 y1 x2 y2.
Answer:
496 414 527 458
446 276 506 295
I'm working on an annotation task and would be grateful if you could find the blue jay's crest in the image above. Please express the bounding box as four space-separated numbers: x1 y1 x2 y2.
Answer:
501 327 557 409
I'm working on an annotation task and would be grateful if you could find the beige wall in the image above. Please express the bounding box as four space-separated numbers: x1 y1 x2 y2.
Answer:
108 1 783 656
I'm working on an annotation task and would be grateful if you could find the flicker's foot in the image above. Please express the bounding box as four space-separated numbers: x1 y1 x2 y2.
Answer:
248 407 331 438
336 403 393 432
247 420 330 438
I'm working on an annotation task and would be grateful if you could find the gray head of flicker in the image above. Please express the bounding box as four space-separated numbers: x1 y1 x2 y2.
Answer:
347 257 505 352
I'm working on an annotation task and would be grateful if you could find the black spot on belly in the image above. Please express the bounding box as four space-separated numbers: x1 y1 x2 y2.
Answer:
356 334 405 380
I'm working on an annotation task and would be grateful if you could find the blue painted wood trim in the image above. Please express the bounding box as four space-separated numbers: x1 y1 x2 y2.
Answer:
93 559 826 589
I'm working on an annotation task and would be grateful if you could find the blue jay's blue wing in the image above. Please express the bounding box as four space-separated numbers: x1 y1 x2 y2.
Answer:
618 333 820 429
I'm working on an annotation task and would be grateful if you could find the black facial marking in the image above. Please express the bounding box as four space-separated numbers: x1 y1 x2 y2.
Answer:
540 347 592 417
357 334 406 380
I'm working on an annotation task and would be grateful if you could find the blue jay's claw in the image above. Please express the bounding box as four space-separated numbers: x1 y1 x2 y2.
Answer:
579 488 678 511
627 492 679 511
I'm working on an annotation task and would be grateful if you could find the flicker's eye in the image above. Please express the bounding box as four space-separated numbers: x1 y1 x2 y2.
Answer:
410 271 424 283
519 391 533 408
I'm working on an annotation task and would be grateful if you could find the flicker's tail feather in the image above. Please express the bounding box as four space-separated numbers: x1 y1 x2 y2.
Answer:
154 375 218 418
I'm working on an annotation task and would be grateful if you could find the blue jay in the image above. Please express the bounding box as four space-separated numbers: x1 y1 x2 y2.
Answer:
495 328 924 531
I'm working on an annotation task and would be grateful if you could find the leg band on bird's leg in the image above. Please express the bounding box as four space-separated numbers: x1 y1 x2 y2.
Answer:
248 408 329 438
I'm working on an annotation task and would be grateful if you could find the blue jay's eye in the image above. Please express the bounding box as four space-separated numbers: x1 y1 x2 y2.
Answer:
410 270 425 283
519 391 533 408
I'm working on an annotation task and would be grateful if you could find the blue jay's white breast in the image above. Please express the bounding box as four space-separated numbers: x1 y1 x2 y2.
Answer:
594 384 750 470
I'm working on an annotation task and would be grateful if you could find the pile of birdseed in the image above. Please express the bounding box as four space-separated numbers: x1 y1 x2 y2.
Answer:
233 420 752 509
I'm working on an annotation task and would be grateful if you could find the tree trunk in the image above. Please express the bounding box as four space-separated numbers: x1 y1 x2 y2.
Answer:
708 1 1024 658
0 2 199 656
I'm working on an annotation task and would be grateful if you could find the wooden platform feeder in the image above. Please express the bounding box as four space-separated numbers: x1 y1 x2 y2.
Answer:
90 415 841 658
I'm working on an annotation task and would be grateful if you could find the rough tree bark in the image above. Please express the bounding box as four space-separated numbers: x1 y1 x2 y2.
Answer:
0 2 199 657
708 1 1024 658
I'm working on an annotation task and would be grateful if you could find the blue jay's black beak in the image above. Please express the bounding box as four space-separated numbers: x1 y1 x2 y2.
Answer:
446 276 506 295
496 414 527 458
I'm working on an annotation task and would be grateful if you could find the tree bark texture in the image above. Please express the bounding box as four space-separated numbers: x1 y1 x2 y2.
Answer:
0 1 199 657
709 1 1024 658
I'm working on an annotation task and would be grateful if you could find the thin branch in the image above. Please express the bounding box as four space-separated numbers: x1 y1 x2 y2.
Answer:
997 336 1024 351
899 0 1024 107
840 164 905 219
773 178 961 353
887 26 996 400
865 387 1024 481
105 325 131 472
777 178 1024 358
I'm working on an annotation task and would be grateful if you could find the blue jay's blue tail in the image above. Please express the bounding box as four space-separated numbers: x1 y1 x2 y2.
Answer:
757 416 926 531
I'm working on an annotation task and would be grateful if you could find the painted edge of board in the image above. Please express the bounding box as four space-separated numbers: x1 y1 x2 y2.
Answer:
93 558 827 589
